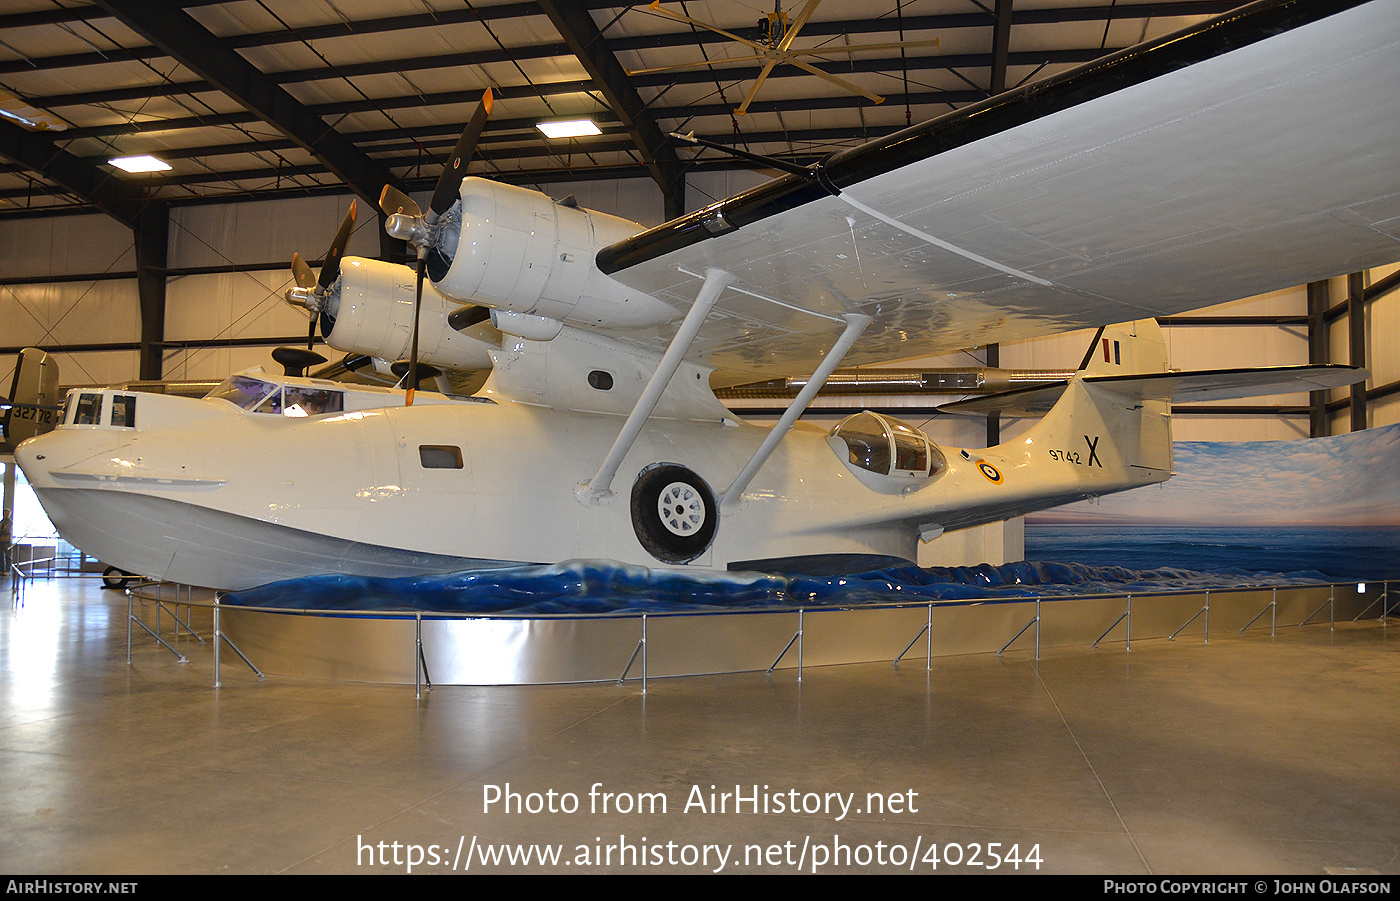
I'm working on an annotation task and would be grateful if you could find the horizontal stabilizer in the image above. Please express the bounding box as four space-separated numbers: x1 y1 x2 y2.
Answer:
940 364 1367 417
938 382 1068 416
1087 364 1367 402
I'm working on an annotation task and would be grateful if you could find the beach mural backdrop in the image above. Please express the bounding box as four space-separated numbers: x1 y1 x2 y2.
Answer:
1024 422 1400 580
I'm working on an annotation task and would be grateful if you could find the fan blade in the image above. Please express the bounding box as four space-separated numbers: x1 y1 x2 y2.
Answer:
735 57 782 116
777 0 824 53
318 199 357 291
379 184 421 219
290 252 316 289
429 87 494 218
788 57 885 103
643 1 768 52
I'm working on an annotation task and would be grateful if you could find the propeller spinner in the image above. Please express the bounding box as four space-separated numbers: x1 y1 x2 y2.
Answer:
379 87 493 404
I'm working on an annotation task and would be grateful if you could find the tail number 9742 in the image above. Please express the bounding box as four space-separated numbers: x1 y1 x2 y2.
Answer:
1048 435 1102 468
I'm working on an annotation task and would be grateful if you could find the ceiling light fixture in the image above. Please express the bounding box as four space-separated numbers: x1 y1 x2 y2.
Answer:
109 155 171 173
536 119 601 139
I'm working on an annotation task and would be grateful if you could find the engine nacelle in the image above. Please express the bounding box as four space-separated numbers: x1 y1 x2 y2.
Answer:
323 257 497 370
432 178 677 329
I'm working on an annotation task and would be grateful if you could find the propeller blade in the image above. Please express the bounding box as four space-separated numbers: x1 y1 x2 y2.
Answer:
406 257 425 406
290 252 316 290
317 199 357 291
307 311 317 350
429 87 493 218
390 360 442 381
379 184 421 219
271 346 327 378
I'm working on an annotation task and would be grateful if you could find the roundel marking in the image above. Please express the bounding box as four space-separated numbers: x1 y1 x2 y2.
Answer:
978 461 1003 484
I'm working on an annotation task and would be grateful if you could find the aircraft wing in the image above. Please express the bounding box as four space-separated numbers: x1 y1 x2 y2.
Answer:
598 0 1400 384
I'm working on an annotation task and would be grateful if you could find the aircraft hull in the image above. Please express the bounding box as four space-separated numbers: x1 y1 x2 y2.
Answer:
30 486 511 589
17 353 1168 591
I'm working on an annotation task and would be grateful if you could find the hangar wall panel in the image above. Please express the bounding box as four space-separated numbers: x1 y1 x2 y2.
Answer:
163 270 311 381
1 351 139 394
531 177 665 227
0 280 140 349
169 196 378 270
0 214 134 279
1367 263 1400 387
160 345 288 384
164 271 306 342
686 170 771 213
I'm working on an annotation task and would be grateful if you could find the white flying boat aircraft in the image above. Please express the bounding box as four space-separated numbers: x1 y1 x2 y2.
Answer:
16 0 1398 591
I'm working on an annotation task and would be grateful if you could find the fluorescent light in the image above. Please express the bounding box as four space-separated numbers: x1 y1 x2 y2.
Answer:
109 155 171 173
536 119 601 139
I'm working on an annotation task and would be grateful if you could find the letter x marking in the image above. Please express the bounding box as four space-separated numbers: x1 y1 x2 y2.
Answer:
1084 435 1102 468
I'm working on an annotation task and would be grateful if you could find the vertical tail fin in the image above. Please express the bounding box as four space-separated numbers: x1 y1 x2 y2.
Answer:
1077 319 1169 377
1009 320 1173 487
4 348 61 446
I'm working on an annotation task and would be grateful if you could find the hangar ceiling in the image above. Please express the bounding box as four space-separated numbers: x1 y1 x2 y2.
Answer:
0 0 1239 225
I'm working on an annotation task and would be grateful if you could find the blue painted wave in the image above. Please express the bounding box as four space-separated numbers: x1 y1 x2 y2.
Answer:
223 559 1332 615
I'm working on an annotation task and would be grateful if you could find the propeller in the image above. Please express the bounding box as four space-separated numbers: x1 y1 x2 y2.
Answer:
285 200 357 349
379 87 493 405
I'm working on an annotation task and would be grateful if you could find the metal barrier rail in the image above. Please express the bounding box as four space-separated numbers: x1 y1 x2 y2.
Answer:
117 578 1394 694
11 553 126 604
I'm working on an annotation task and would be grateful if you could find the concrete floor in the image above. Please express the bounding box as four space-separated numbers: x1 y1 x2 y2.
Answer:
1 577 1397 875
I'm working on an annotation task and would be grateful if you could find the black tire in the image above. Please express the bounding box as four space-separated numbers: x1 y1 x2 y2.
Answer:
630 464 718 564
101 566 133 590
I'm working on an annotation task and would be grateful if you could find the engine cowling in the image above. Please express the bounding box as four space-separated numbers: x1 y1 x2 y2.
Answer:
431 178 677 330
322 257 498 370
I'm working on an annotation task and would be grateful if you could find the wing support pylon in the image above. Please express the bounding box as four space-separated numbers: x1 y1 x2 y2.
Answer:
582 267 734 501
720 312 871 507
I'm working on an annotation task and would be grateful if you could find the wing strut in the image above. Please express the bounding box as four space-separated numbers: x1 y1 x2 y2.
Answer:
582 267 735 500
720 312 871 507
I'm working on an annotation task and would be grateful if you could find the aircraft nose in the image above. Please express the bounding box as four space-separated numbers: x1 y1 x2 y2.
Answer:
14 429 123 488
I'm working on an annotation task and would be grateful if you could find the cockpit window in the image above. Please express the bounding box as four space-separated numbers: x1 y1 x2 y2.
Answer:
208 375 277 412
833 411 892 475
890 420 929 472
283 385 343 417
831 411 944 481
254 389 283 415
73 392 102 426
109 394 137 428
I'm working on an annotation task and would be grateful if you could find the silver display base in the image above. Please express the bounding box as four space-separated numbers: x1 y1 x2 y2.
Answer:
210 583 1382 686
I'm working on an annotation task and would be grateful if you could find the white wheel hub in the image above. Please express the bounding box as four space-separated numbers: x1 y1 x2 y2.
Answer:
657 481 705 536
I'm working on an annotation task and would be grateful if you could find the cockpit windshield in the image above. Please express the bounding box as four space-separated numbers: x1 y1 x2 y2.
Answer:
208 375 278 411
207 375 344 417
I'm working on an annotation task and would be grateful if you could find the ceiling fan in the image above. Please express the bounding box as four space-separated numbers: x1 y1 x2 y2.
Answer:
630 0 939 115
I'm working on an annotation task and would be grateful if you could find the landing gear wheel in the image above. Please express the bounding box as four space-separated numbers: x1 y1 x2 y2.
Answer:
631 464 717 564
101 566 134 590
